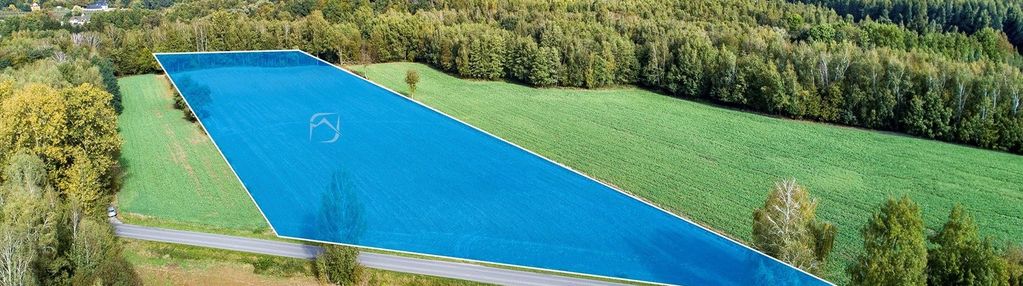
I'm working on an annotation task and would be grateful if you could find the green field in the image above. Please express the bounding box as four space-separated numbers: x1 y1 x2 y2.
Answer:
355 62 1023 282
117 75 268 231
118 64 1023 283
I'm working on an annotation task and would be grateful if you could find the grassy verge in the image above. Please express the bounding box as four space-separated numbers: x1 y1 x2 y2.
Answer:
123 239 489 286
117 212 280 241
355 62 1023 283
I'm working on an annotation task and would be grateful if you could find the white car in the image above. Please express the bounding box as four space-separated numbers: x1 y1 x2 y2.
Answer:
107 206 117 218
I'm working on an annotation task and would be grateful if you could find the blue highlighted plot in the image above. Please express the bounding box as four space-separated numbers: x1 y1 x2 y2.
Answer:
155 51 830 286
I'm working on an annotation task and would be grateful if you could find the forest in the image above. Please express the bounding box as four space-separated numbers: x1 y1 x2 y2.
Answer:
0 31 137 285
6 0 1016 154
793 0 1023 53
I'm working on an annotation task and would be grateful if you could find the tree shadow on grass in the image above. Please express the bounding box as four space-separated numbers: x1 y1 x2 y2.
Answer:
301 170 366 246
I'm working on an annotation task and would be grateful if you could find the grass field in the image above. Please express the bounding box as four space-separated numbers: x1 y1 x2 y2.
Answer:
116 75 268 231
354 62 1023 282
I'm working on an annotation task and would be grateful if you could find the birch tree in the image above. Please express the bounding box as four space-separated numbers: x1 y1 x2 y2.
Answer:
752 179 836 275
0 153 57 286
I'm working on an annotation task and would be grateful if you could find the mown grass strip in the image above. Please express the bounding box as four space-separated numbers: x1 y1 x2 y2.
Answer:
117 75 268 231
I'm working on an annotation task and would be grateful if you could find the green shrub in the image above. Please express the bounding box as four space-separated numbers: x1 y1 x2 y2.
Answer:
251 256 309 277
315 244 362 285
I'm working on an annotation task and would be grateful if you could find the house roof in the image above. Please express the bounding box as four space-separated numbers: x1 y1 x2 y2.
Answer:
85 0 107 9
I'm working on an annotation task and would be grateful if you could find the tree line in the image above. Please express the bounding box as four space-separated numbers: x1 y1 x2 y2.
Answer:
51 0 1020 154
793 0 1023 55
754 179 1023 285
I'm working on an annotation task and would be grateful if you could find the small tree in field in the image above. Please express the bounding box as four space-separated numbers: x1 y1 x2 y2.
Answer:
848 196 928 286
315 244 362 285
405 69 420 99
752 179 836 275
928 205 1006 286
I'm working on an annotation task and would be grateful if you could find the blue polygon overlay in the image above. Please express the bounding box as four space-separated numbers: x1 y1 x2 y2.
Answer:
156 51 830 286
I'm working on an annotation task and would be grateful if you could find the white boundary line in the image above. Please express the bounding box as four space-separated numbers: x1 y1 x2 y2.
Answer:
153 49 835 286
152 52 282 237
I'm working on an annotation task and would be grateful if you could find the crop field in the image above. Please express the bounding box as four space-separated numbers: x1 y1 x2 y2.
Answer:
356 62 1023 282
117 75 268 231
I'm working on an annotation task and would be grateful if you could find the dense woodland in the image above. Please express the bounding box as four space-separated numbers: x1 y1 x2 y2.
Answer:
0 31 138 285
1 1 134 285
5 0 1017 154
793 0 1023 53
2 0 1023 284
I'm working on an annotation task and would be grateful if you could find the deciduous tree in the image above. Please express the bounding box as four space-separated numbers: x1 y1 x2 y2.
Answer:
405 69 419 98
927 205 1007 286
752 179 835 275
848 196 927 286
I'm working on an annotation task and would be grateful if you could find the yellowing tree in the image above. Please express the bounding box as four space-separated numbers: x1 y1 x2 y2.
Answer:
61 83 121 181
1 83 120 201
0 152 61 286
0 84 68 168
60 149 104 219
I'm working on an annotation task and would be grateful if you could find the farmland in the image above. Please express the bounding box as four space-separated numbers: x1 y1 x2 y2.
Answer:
116 75 268 231
356 62 1023 282
117 64 1023 282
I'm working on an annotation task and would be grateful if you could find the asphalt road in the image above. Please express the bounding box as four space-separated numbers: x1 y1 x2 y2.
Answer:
112 223 633 286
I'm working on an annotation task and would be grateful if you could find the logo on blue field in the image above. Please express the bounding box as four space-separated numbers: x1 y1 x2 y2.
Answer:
309 112 341 143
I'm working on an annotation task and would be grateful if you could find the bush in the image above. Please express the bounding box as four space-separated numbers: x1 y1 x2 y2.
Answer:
251 256 309 277
315 244 362 285
97 255 143 286
171 91 196 122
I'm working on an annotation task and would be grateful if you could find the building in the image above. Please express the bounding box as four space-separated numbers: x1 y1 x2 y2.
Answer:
84 0 109 11
68 15 88 26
